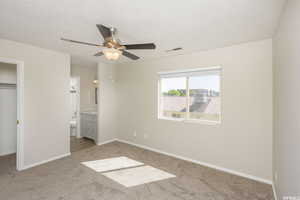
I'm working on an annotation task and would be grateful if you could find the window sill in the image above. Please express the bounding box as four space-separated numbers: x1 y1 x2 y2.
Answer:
158 117 221 125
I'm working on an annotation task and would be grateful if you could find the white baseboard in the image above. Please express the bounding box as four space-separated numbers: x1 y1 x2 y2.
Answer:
97 138 117 146
16 138 274 187
19 138 117 170
116 139 272 185
272 183 278 200
20 152 71 171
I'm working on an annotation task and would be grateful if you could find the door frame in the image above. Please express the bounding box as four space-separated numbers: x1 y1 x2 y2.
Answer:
0 57 24 171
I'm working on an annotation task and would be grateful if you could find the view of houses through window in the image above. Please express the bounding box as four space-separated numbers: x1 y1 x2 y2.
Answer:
159 68 221 122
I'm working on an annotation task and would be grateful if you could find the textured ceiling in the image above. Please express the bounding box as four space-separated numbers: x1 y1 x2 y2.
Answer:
0 0 286 65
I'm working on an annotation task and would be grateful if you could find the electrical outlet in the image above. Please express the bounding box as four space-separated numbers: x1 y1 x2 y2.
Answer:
133 131 137 137
143 133 148 139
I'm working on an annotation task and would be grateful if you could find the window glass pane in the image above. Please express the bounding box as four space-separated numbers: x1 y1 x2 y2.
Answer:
188 73 220 122
160 77 187 119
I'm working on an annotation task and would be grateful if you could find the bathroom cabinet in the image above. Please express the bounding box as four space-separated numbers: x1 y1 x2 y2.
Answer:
80 112 98 143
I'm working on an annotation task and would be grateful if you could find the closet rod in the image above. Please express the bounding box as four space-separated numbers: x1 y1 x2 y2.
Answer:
0 83 16 88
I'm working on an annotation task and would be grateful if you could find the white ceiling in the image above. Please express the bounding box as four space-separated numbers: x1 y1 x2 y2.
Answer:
0 0 286 65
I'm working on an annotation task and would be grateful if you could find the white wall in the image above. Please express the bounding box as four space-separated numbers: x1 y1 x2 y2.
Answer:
273 0 300 197
71 65 97 111
0 62 16 84
116 39 273 181
0 38 70 168
97 62 117 144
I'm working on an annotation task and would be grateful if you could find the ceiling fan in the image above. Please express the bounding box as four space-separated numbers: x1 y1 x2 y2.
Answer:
61 24 156 61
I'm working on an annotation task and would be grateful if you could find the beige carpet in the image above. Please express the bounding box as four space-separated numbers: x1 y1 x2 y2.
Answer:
0 141 274 200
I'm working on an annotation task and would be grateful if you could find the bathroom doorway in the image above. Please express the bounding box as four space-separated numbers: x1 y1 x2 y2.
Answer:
0 58 24 171
70 77 81 139
70 76 95 153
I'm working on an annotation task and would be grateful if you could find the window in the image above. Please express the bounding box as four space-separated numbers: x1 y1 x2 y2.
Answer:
158 67 221 123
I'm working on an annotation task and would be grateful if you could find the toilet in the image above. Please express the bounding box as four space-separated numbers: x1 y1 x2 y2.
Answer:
70 120 77 136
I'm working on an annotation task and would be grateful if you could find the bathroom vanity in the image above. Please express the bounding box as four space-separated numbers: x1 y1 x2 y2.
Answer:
80 111 98 143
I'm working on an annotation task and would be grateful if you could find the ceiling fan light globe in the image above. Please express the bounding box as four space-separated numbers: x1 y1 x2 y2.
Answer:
103 48 122 60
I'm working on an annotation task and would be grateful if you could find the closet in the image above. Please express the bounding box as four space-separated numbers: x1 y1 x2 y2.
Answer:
0 63 17 156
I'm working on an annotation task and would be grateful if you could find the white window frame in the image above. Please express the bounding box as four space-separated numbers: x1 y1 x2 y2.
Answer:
158 66 222 125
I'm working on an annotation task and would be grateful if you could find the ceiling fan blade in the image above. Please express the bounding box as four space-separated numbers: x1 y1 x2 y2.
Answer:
94 51 104 56
61 38 102 47
96 24 112 41
122 50 140 60
124 43 156 50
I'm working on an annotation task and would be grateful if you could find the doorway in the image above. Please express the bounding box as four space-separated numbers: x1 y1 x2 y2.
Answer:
0 58 24 171
70 77 80 139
